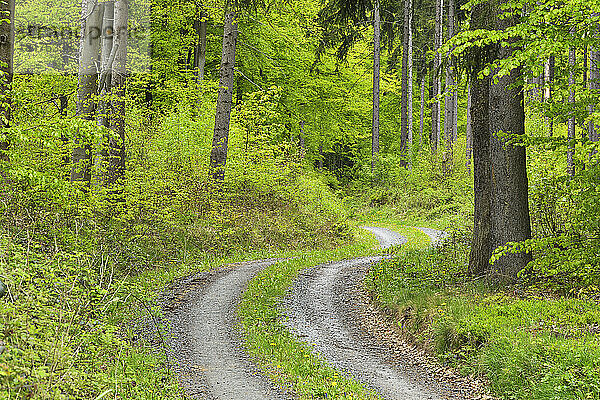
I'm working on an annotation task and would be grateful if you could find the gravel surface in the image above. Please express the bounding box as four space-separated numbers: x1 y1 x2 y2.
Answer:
282 227 488 400
162 259 294 400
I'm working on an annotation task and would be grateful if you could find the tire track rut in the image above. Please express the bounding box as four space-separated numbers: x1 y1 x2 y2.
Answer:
163 259 293 400
282 227 468 400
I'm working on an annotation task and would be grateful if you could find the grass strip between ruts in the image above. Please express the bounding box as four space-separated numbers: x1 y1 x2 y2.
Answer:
237 224 430 399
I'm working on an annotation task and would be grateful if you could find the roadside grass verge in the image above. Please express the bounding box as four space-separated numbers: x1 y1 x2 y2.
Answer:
366 233 600 400
238 223 430 399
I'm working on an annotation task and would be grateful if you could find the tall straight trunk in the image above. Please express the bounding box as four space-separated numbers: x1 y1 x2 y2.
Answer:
371 0 381 174
94 2 114 186
567 45 575 176
107 0 128 186
194 10 208 84
589 47 600 150
210 0 238 183
97 2 113 130
419 74 426 148
545 55 555 136
428 67 434 146
407 2 413 167
0 0 14 163
432 0 444 154
466 80 472 168
72 0 102 183
469 0 532 279
444 0 456 173
468 71 491 276
488 11 532 280
400 0 412 165
299 120 306 159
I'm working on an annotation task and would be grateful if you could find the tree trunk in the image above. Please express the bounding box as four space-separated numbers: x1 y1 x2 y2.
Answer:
419 74 426 149
299 120 306 159
469 0 531 281
407 1 413 168
107 0 128 186
194 10 208 84
72 0 102 183
0 0 14 163
210 0 238 183
432 0 444 154
400 0 412 166
97 2 113 129
466 80 472 168
589 47 599 151
545 55 554 136
371 0 381 174
94 2 114 186
568 45 575 176
488 14 532 281
468 70 492 277
444 0 456 174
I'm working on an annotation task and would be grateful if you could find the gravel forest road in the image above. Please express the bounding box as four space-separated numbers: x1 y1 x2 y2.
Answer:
282 227 465 400
163 226 477 400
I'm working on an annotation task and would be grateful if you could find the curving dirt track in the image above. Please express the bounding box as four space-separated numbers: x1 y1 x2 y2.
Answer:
282 227 471 400
162 227 481 400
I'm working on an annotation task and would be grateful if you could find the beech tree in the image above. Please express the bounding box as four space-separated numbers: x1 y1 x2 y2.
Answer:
210 0 238 182
107 0 128 186
72 0 103 183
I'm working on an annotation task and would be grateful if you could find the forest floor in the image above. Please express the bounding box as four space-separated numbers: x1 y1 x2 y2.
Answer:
159 226 492 400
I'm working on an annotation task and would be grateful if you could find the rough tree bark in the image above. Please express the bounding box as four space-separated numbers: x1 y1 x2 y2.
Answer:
487 7 532 280
0 0 14 163
466 80 472 168
469 0 532 280
72 0 102 183
210 0 238 183
371 0 381 174
432 0 444 154
107 0 128 186
469 70 491 277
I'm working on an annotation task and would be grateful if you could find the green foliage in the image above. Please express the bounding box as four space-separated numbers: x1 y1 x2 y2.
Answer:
367 235 600 400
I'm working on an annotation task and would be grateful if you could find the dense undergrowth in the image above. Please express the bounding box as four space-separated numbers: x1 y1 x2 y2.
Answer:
366 234 600 400
0 76 354 399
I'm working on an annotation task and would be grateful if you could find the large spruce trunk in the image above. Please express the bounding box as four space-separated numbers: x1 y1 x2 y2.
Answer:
487 12 532 280
0 0 14 163
210 0 238 183
468 68 492 277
